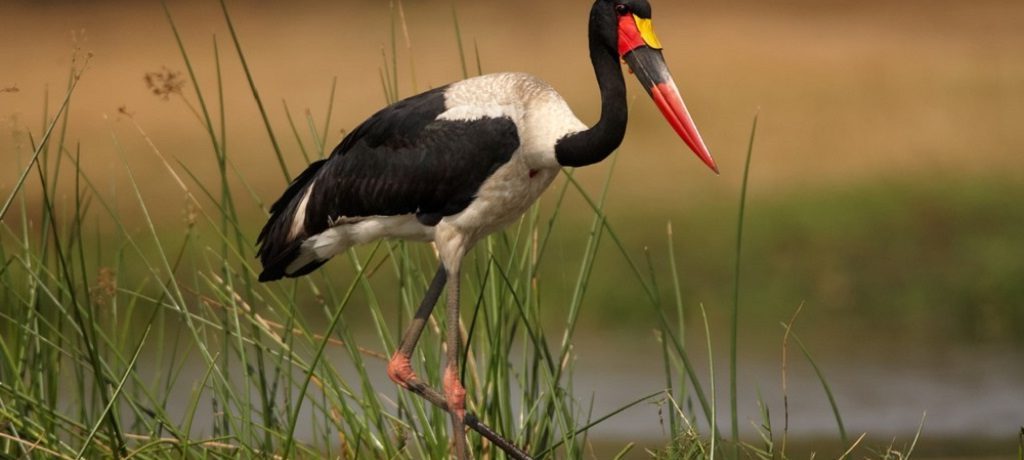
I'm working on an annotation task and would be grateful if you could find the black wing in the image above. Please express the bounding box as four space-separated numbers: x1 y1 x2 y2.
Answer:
257 86 520 281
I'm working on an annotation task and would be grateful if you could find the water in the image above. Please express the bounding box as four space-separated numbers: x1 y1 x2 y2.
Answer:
570 335 1024 447
135 327 1023 458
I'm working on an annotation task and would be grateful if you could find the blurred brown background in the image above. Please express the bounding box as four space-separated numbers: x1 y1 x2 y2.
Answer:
4 0 1022 200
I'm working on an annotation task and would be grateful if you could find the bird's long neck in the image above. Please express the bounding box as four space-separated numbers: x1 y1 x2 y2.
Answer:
554 28 628 168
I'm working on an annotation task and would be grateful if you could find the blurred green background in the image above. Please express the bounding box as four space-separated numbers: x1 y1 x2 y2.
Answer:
2 0 1022 456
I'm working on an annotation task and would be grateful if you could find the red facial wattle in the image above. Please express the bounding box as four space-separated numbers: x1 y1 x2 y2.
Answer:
618 14 649 56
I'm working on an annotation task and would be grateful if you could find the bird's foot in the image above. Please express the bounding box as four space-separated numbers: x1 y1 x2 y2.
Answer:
387 352 418 390
443 365 467 421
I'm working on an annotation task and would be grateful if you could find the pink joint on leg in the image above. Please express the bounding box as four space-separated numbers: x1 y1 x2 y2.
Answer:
443 366 467 420
387 353 418 389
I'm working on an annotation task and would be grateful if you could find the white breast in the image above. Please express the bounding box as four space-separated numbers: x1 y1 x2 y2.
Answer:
442 156 558 240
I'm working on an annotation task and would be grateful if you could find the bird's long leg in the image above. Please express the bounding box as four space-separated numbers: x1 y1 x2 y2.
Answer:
444 268 469 459
387 263 534 460
386 265 450 408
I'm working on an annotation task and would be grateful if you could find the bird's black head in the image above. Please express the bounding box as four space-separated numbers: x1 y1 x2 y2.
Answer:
587 0 719 173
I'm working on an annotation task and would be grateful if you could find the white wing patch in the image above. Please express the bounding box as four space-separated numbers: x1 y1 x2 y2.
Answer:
289 180 315 239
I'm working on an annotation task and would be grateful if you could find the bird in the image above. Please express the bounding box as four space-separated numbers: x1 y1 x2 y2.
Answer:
256 0 717 458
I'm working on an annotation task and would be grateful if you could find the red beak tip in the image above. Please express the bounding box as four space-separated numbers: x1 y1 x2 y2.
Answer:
704 159 720 175
696 149 719 175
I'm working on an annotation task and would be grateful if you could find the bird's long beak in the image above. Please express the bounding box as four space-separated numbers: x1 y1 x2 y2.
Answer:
619 14 718 174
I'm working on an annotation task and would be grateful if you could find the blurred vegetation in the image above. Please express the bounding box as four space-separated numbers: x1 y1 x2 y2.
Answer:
562 177 1024 343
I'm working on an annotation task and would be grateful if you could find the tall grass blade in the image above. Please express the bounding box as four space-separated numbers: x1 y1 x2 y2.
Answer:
474 40 484 76
214 35 227 155
0 64 85 221
790 330 847 444
159 2 227 169
698 302 718 460
730 113 759 451
533 390 663 458
780 303 804 456
1018 426 1023 460
904 412 926 459
217 0 290 182
283 100 312 164
395 0 419 93
319 77 339 158
451 5 469 79
182 352 222 449
666 222 686 436
74 326 151 458
754 389 774 458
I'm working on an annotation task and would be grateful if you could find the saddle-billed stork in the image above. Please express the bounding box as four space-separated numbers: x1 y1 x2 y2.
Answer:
257 0 716 458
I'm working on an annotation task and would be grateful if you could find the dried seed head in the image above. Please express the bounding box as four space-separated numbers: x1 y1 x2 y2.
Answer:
144 67 186 101
93 267 117 306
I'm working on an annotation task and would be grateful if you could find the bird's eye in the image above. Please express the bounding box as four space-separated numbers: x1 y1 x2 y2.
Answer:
614 4 629 15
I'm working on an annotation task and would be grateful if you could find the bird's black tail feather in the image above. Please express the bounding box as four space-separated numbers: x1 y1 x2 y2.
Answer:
256 160 328 282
